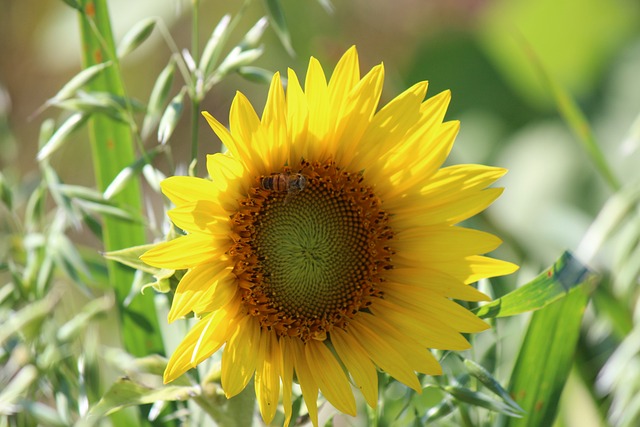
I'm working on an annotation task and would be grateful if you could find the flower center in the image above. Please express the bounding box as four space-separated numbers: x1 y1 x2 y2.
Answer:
230 160 393 341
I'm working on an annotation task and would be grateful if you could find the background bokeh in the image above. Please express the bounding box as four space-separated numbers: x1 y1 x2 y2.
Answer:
2 0 640 425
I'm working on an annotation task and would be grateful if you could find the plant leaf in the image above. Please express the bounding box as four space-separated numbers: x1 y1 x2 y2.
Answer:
475 251 597 319
117 17 156 58
262 0 294 56
83 377 199 421
498 283 593 427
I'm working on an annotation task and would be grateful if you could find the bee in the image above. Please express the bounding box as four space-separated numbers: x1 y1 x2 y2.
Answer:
260 172 307 202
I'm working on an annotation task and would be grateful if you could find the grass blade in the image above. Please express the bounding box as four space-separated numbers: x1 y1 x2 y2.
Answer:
498 281 594 427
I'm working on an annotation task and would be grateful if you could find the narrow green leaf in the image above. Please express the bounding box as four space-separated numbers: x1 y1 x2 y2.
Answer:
141 59 176 139
262 0 294 56
50 232 93 282
141 164 165 194
52 61 112 103
0 297 57 346
37 113 88 161
157 89 185 144
237 66 273 84
424 400 456 423
498 284 593 427
75 198 138 222
443 385 523 417
60 0 81 10
21 402 67 427
103 244 172 276
117 17 156 58
37 118 56 149
57 296 113 342
199 14 232 76
58 183 108 202
53 92 135 124
0 365 38 411
315 0 334 13
520 35 620 191
217 46 264 76
239 17 268 50
104 147 162 200
0 171 12 209
83 377 199 421
463 359 523 412
475 251 597 319
576 181 640 264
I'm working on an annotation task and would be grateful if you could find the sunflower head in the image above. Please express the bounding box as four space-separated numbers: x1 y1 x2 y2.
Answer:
141 46 518 425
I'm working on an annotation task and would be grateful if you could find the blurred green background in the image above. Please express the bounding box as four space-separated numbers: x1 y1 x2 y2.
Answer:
2 0 640 426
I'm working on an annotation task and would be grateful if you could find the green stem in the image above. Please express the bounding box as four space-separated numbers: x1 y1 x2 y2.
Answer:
190 0 201 173
77 0 164 356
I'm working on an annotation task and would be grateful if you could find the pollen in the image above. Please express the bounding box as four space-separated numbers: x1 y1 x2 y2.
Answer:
230 159 394 341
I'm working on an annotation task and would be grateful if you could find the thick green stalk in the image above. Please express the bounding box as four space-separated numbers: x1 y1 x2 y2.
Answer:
77 0 163 357
191 0 201 172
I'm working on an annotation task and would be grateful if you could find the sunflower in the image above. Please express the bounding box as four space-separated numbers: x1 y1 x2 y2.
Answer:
141 46 518 425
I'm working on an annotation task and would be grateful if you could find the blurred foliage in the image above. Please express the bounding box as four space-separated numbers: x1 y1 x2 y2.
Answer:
1 0 640 426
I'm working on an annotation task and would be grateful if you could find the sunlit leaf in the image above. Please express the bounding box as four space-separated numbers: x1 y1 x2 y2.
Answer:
237 66 273 84
117 17 156 58
262 0 294 56
199 14 232 76
141 59 176 140
104 148 162 200
157 89 185 144
51 62 112 103
104 244 172 276
239 17 268 50
37 113 88 161
475 251 597 319
463 359 523 413
443 385 522 417
57 296 113 342
498 284 593 427
83 377 199 421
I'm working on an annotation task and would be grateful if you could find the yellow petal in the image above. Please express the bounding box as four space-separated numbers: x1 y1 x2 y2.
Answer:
385 267 491 302
304 56 330 158
163 299 240 383
285 68 309 165
140 233 220 270
335 64 385 168
305 340 356 416
437 255 520 284
331 327 379 408
202 111 242 160
229 91 270 174
370 297 472 350
160 176 219 207
167 201 229 235
383 286 490 333
279 336 295 426
394 226 503 262
261 71 287 170
353 80 428 173
167 262 232 322
255 330 281 424
206 153 246 204
349 313 421 391
191 273 238 315
328 46 360 110
288 338 319 427
221 315 260 397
